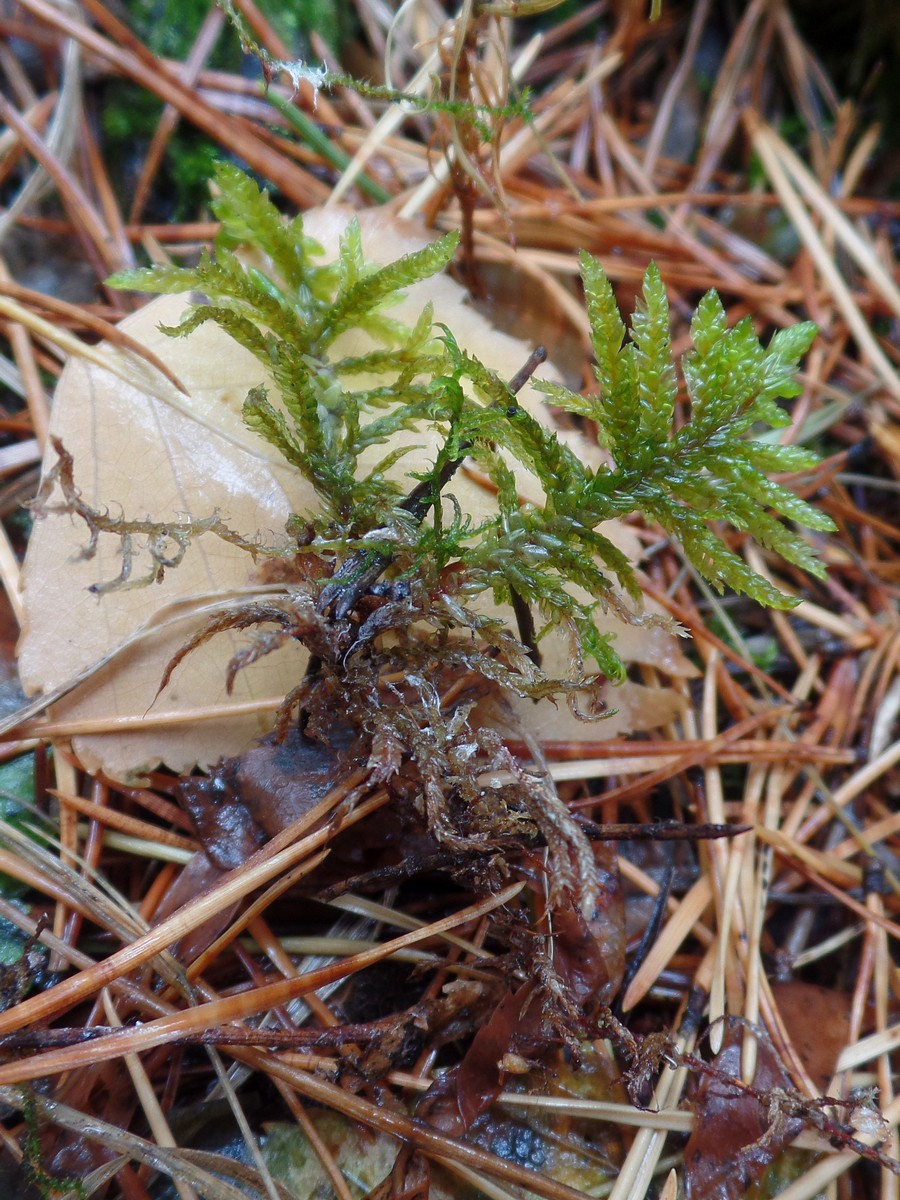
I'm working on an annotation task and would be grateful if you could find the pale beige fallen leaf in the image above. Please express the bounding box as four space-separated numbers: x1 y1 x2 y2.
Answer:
18 208 693 780
508 676 687 743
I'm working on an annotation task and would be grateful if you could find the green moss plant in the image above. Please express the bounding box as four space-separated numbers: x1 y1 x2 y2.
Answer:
108 162 834 688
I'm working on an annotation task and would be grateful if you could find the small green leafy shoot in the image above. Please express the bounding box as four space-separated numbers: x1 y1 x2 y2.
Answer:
108 165 834 683
537 257 835 613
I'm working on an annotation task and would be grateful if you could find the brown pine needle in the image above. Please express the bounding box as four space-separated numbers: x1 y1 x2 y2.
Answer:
0 883 523 1083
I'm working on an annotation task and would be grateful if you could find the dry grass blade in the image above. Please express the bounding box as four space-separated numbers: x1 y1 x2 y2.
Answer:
100 990 201 1200
0 92 125 277
0 23 80 242
1 1090 290 1200
0 774 372 1032
0 258 50 446
748 115 900 399
0 278 189 392
128 5 226 225
0 291 188 394
620 875 713 1012
228 1054 605 1200
0 883 523 1082
764 127 900 319
18 0 324 205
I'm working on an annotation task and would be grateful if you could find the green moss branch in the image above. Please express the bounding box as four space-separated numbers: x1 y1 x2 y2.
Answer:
104 163 834 685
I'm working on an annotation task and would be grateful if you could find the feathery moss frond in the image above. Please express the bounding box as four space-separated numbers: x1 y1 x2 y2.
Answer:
109 167 834 683
539 257 835 611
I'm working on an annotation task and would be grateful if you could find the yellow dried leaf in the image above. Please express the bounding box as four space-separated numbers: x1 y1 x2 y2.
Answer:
18 209 692 780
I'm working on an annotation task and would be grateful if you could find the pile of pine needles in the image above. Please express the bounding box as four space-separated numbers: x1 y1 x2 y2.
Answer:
0 1 897 1198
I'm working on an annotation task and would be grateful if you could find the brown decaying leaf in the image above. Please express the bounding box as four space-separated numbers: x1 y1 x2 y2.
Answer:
423 840 627 1137
769 980 853 1095
159 724 359 962
176 724 355 871
18 206 692 780
683 1025 804 1200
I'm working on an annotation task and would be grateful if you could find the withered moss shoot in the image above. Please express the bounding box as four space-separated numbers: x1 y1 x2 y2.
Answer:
107 163 834 685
